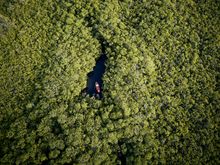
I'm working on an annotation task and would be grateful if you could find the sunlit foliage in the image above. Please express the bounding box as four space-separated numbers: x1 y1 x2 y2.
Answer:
0 0 219 164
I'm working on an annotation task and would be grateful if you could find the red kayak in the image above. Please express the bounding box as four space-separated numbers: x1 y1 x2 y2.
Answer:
95 82 101 93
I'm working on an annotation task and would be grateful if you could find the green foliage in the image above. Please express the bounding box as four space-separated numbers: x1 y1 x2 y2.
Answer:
0 0 219 164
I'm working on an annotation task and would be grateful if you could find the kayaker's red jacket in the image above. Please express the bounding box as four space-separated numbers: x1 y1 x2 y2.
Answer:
95 82 100 93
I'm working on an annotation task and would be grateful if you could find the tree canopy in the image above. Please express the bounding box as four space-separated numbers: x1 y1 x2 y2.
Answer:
0 0 219 164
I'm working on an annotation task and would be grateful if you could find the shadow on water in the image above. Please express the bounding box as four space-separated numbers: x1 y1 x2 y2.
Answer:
82 54 107 98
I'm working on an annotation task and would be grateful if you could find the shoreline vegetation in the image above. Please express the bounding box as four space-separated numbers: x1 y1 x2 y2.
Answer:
0 0 219 164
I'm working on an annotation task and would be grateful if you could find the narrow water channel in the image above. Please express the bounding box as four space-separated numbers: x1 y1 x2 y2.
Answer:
85 54 107 98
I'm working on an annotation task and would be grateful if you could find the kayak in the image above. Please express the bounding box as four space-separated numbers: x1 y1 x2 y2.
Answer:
95 82 101 93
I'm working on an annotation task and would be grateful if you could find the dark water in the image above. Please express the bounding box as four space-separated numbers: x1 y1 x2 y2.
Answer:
85 54 107 97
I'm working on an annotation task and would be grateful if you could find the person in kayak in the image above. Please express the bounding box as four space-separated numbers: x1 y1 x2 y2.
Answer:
95 82 101 93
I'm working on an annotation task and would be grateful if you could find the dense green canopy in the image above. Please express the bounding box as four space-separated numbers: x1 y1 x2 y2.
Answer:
0 0 219 164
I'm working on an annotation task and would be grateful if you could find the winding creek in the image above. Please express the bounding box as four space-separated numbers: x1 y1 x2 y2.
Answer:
85 54 107 98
